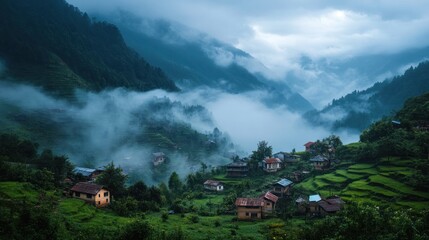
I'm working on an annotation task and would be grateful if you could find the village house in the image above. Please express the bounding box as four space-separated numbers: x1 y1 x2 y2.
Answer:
304 141 315 152
70 182 110 207
308 194 322 214
260 191 279 216
310 155 329 170
272 178 293 197
73 167 104 182
235 198 265 220
318 196 345 216
203 180 224 191
152 152 166 166
226 161 249 177
262 157 282 172
295 196 308 214
274 152 300 163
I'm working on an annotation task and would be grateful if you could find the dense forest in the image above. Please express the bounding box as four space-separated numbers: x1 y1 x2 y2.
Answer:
0 0 178 98
306 61 429 131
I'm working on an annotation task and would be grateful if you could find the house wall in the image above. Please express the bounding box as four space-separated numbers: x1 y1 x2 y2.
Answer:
263 201 274 213
94 188 110 207
237 206 262 220
72 191 95 203
72 189 110 207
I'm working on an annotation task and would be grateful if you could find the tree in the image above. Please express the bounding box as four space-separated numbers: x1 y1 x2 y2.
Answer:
249 141 272 171
168 172 183 197
128 181 149 201
96 162 127 198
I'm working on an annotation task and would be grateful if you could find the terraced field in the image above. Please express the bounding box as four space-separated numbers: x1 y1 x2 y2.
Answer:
295 158 429 209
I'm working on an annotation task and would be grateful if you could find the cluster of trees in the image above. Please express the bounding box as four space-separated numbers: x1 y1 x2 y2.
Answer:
0 133 73 189
0 0 177 96
286 203 429 240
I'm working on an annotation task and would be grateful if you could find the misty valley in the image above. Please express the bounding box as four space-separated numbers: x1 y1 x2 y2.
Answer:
1 0 429 239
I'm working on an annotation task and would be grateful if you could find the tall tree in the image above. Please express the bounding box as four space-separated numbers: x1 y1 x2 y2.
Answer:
96 162 127 198
249 141 272 171
168 172 183 196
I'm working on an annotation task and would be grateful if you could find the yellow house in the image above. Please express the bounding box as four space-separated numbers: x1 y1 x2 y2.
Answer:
70 182 110 207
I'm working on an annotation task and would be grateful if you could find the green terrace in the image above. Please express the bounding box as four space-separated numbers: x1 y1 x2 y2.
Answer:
295 157 429 209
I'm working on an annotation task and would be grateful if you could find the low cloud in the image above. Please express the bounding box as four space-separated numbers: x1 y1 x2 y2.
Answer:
0 81 358 183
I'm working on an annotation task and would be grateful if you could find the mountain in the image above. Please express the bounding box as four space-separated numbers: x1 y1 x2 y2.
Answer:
0 0 178 99
305 61 429 131
105 13 314 112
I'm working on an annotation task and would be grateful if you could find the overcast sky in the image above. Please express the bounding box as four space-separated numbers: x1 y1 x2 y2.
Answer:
68 0 429 106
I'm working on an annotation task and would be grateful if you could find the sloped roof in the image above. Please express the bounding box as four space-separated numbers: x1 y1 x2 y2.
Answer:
275 178 293 187
309 194 321 202
226 161 248 167
204 180 223 186
304 142 315 147
295 197 307 203
262 191 279 203
310 155 328 162
318 200 341 212
73 167 97 177
71 182 105 195
235 198 264 207
153 152 165 157
263 157 281 164
326 197 345 205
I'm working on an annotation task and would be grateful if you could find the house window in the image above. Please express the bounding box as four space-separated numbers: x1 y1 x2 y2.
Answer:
106 198 109 203
98 194 100 197
267 202 270 206
251 213 258 218
75 192 80 197
98 201 100 205
86 194 92 199
245 212 249 216
104 192 109 197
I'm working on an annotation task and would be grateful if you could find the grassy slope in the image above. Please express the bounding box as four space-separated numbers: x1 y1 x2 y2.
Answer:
0 181 284 240
294 157 429 209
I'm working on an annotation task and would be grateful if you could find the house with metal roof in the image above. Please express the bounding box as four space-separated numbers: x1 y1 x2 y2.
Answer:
203 180 224 191
73 167 104 181
260 191 279 216
235 198 265 220
309 155 329 170
272 178 293 197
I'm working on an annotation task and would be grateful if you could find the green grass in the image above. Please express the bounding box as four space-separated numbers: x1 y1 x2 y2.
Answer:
296 158 429 210
59 198 132 231
144 212 284 240
0 181 39 202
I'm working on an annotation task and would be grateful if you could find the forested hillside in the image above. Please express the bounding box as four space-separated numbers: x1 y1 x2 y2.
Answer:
0 0 178 98
306 61 429 131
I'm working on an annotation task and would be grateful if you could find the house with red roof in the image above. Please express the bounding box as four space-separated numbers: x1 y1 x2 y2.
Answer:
262 157 282 172
260 191 279 215
304 141 315 152
70 182 110 207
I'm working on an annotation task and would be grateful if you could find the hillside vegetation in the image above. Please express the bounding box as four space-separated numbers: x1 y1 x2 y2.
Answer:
0 0 178 98
306 61 429 131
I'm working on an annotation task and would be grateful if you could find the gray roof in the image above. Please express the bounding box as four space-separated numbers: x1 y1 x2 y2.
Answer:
276 178 293 187
310 155 328 162
73 167 97 177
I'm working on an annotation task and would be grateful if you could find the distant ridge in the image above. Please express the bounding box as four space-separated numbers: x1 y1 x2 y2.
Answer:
0 0 178 98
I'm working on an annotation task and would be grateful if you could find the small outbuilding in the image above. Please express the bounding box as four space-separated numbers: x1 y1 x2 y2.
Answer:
203 180 224 191
262 157 282 172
